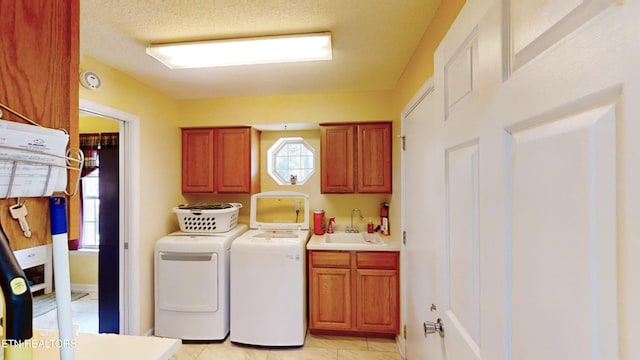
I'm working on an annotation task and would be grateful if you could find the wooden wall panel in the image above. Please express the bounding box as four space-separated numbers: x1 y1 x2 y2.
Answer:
0 1 79 250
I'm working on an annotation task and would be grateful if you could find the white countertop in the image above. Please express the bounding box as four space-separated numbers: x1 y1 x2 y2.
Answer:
3 330 181 360
306 231 400 251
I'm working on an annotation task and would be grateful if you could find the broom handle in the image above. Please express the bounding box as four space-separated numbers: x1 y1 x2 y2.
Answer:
50 197 75 360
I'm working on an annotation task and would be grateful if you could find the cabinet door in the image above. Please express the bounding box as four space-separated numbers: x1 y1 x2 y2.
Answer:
355 268 399 333
357 123 392 193
215 127 255 193
321 125 355 193
182 128 215 193
309 267 353 331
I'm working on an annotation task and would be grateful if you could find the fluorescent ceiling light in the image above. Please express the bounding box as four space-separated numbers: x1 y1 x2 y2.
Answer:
146 32 332 69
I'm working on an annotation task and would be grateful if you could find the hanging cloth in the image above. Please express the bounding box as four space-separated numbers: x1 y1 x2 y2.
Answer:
79 133 118 176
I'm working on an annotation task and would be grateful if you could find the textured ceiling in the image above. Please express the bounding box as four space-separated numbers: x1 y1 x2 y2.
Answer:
80 0 442 99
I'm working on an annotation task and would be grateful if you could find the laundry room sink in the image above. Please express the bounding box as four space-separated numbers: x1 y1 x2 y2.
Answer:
307 230 399 251
324 232 384 245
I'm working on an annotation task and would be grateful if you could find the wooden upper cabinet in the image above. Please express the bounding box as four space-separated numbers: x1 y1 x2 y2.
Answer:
182 129 216 193
215 127 260 193
181 127 260 194
320 125 355 193
357 123 392 193
320 122 392 194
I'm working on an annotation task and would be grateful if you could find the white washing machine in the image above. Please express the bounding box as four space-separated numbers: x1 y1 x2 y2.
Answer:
154 223 247 340
230 191 311 347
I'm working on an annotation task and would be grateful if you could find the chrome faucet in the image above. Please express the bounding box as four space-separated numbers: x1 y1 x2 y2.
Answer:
347 208 364 233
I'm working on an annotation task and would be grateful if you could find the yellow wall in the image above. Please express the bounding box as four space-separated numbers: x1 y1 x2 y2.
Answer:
79 115 120 133
79 55 183 334
79 0 464 334
178 91 393 126
392 0 467 111
69 253 99 285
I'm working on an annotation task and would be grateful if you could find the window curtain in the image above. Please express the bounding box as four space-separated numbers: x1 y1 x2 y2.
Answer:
76 133 119 250
79 133 119 177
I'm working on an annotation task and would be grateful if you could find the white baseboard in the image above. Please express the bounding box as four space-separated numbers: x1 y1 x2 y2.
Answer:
71 284 98 293
396 334 406 359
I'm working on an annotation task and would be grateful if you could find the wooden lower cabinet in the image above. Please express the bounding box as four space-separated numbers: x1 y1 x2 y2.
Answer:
308 250 399 336
309 267 352 331
355 268 399 333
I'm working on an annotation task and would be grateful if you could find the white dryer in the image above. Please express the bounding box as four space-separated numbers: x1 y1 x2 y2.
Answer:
230 191 311 347
155 223 247 340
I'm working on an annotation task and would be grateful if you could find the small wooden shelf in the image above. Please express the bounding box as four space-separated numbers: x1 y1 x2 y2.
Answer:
14 244 53 294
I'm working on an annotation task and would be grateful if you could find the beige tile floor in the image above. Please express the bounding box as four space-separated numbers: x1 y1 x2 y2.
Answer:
32 290 99 334
33 294 402 360
170 333 402 360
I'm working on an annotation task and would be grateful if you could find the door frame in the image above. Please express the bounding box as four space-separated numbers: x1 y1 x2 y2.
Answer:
79 98 141 335
400 78 436 359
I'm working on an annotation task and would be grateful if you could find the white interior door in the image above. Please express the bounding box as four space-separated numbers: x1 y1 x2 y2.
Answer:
403 82 444 359
403 0 640 359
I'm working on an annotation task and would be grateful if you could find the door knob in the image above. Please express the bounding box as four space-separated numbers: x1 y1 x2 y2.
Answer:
424 318 444 338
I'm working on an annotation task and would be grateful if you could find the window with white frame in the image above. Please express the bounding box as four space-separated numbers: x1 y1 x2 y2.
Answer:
267 137 315 185
81 169 100 248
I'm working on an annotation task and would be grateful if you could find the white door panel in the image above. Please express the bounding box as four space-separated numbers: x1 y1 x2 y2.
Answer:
506 104 618 360
403 0 638 359
508 0 613 71
445 141 480 351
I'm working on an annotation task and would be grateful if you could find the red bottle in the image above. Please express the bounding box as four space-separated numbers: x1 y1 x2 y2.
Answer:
314 209 325 235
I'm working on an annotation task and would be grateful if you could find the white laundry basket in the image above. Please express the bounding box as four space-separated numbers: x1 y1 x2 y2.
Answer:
173 203 241 233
